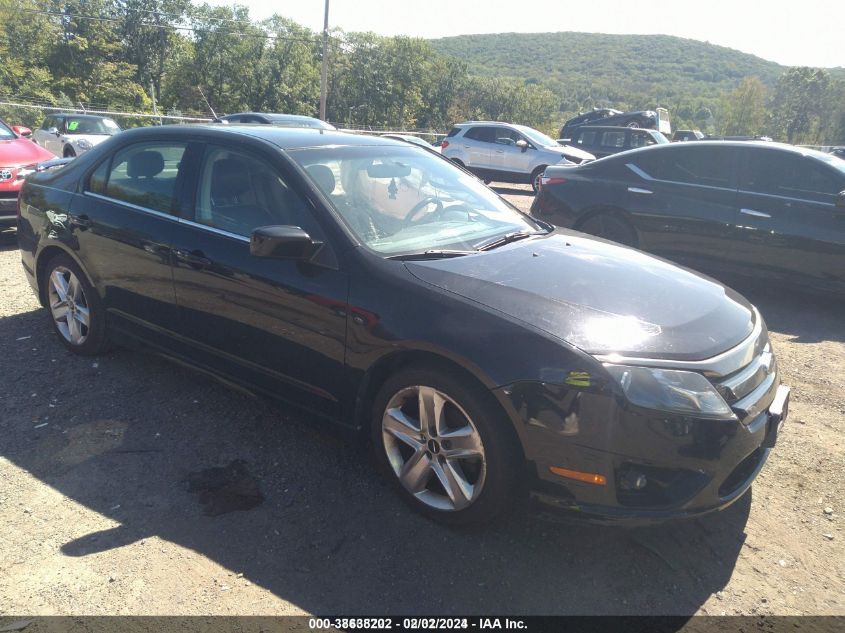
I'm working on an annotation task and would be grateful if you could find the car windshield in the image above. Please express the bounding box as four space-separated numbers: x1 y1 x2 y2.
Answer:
653 132 670 144
513 125 557 147
0 120 15 140
290 145 546 256
64 117 121 135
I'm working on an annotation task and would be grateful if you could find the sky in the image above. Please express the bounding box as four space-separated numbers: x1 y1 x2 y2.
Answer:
202 0 844 69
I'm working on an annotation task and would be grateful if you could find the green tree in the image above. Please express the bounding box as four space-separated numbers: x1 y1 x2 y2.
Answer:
720 76 767 136
769 67 830 144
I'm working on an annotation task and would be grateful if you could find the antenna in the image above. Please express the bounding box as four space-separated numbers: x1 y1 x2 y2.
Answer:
197 86 217 119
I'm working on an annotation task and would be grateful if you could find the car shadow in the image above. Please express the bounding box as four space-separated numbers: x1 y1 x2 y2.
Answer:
492 185 534 197
0 228 18 251
720 276 845 345
2 307 750 616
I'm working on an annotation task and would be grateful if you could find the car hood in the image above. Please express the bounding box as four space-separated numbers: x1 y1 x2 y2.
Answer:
554 144 595 162
64 134 111 145
0 138 55 167
404 231 755 361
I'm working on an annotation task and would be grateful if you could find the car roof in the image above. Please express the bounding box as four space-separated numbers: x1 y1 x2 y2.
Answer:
54 114 115 121
598 139 836 161
224 112 321 122
576 126 659 132
454 121 515 127
112 124 406 150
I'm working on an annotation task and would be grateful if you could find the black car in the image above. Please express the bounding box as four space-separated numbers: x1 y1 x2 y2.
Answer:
532 141 845 294
214 112 336 130
672 130 705 142
566 126 669 159
560 109 660 139
18 126 790 525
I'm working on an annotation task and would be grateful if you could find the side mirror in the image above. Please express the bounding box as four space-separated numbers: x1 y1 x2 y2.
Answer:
515 139 529 152
12 125 32 138
837 190 845 208
250 225 322 260
47 127 60 137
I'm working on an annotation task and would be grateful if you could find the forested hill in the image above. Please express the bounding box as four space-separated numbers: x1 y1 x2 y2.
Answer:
431 32 844 106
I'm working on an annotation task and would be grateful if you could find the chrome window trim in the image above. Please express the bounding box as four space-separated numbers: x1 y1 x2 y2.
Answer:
177 217 250 243
737 189 835 207
624 162 736 193
596 308 764 378
84 192 250 243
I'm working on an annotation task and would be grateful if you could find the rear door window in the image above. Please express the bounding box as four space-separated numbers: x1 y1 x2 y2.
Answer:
634 146 734 188
599 130 627 149
93 142 187 214
463 127 497 143
574 129 598 147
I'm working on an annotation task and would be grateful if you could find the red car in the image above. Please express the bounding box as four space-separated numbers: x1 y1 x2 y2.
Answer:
1 119 55 228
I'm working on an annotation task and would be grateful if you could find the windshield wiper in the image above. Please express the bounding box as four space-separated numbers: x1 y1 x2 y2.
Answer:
475 230 543 251
387 249 477 261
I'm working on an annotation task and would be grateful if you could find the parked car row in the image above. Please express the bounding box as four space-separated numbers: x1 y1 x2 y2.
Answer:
532 141 845 294
18 124 792 527
0 117 55 228
441 121 596 191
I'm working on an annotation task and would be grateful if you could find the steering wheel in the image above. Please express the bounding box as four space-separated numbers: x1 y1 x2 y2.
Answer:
404 196 444 223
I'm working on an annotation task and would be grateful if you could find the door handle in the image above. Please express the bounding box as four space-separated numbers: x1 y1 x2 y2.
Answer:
68 214 92 229
174 248 212 268
495 150 504 154
740 208 772 219
628 187 653 195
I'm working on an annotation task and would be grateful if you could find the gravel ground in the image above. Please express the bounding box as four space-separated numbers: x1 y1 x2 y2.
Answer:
0 187 843 616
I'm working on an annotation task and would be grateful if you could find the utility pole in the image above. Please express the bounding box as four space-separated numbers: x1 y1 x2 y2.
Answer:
319 0 330 121
150 81 162 126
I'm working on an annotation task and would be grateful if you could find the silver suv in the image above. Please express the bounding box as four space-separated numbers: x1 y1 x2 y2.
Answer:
441 121 594 191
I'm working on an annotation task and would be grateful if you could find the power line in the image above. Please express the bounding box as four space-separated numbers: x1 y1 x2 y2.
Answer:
20 8 334 45
0 100 212 122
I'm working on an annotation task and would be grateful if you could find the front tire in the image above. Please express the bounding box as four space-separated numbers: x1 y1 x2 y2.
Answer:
43 254 109 355
371 366 521 525
578 213 637 246
63 146 76 158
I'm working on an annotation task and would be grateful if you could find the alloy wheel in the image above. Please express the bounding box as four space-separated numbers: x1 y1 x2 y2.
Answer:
382 385 487 511
48 266 90 345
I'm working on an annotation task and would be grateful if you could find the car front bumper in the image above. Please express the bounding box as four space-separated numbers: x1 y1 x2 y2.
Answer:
496 373 790 525
0 194 18 226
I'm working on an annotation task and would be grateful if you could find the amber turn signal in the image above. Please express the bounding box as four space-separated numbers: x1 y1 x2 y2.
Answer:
549 466 607 486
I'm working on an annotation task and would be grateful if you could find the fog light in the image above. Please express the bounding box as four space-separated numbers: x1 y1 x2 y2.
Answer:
620 471 647 490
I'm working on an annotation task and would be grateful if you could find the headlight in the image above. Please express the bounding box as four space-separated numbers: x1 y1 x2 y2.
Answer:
604 365 734 419
76 139 93 150
16 164 37 180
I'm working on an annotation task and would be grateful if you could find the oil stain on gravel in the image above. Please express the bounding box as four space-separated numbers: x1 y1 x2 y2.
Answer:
185 459 264 516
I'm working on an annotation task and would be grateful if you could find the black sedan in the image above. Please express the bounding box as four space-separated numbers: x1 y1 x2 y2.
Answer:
18 126 789 525
560 109 660 139
532 141 845 295
214 112 336 130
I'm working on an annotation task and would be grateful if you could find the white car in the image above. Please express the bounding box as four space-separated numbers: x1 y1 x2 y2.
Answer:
441 121 594 191
33 114 121 158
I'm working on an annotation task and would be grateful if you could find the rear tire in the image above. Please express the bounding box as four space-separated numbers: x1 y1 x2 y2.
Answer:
43 254 109 355
371 365 521 525
63 146 76 158
578 213 637 246
531 166 547 193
